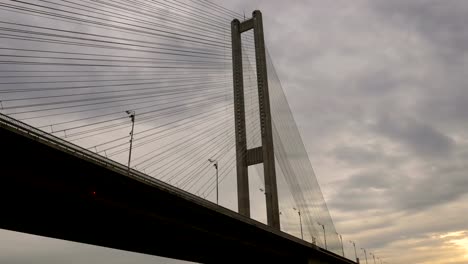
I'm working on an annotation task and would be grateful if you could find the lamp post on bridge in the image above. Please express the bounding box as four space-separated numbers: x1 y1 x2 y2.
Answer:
293 207 303 240
126 110 135 174
335 232 345 257
369 252 376 264
349 240 359 263
317 222 327 250
361 248 368 264
208 159 218 204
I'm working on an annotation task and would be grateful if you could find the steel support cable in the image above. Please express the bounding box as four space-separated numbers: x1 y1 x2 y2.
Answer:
266 59 326 223
58 97 232 140
1 79 229 100
5 89 229 122
0 60 225 69
0 7 251 56
272 124 323 242
0 69 229 73
8 85 230 117
41 93 230 131
107 0 253 48
196 0 243 18
0 54 229 68
200 149 239 198
30 90 231 124
128 114 233 167
143 0 255 48
109 0 230 36
0 75 230 86
36 0 232 45
0 25 231 58
189 111 261 194
103 119 230 162
135 119 233 170
0 72 230 78
188 0 239 18
93 0 233 31
1 79 230 99
144 126 233 178
3 2 230 49
143 0 232 26
189 144 236 196
118 0 227 25
1 81 230 108
85 0 237 40
66 0 235 34
265 51 336 248
0 75 228 88
200 104 262 196
0 0 256 47
0 70 233 77
181 139 234 193
0 31 233 59
106 108 233 161
150 129 233 180
167 132 237 190
0 47 230 64
166 134 234 187
0 36 236 66
93 104 232 151
0 59 227 68
153 0 233 24
69 105 231 144
198 132 255 196
52 98 231 140
189 81 260 193
65 97 232 141
115 116 233 173
183 41 257 195
269 87 323 238
129 107 233 166
7 0 231 48
140 115 233 169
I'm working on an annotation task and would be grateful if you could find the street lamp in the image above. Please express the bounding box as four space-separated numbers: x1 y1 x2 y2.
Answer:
349 240 358 263
335 232 344 257
361 248 368 264
369 252 376 264
293 207 303 240
126 110 135 174
317 222 327 250
208 159 218 204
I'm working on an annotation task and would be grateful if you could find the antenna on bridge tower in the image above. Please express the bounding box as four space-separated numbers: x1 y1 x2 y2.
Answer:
231 10 281 229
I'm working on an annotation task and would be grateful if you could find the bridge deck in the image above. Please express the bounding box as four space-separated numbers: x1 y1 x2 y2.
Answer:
0 114 354 264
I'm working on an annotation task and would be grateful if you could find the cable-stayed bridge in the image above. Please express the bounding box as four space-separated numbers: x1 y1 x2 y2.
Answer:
1 1 360 263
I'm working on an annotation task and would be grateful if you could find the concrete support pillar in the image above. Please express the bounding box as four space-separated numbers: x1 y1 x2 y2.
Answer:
231 10 280 229
231 19 250 217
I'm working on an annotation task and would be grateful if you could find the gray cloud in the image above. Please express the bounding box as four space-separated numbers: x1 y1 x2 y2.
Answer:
372 114 455 158
371 0 468 61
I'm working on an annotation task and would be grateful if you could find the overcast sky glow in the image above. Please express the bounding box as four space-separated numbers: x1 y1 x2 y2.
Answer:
220 1 468 263
1 0 468 263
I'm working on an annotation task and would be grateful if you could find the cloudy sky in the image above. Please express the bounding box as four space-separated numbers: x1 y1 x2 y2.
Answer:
219 0 468 263
1 0 468 263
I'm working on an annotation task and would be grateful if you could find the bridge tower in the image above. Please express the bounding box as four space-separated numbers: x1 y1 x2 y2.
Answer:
231 11 280 229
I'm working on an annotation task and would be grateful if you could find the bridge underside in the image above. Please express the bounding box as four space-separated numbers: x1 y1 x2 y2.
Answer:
0 121 352 264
